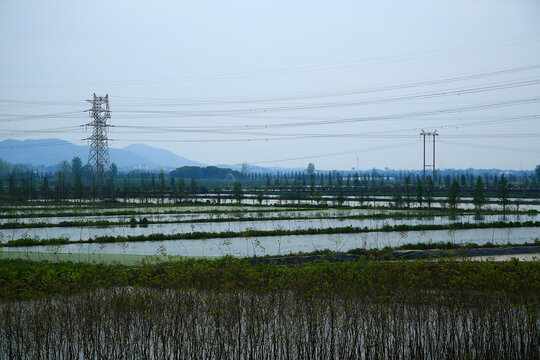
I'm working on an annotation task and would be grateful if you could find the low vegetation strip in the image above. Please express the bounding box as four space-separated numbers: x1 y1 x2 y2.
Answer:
0 256 539 300
381 245 540 260
245 246 540 264
0 252 538 359
3 220 540 247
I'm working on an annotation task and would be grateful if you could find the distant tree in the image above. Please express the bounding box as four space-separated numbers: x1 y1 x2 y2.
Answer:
8 174 16 200
190 178 197 198
416 179 423 207
241 162 249 176
42 176 50 199
158 170 165 203
473 176 486 212
447 179 459 210
105 176 114 200
256 190 264 205
21 178 30 201
404 176 411 208
141 174 149 202
309 173 316 195
215 187 222 204
498 175 510 213
178 178 185 201
536 164 540 182
295 181 302 204
71 156 82 176
306 163 315 175
336 175 344 205
233 181 243 203
357 188 365 206
353 173 360 190
123 177 130 201
424 176 434 208
59 160 71 177
55 171 65 200
28 171 35 200
110 163 118 178
170 177 178 202
73 174 84 202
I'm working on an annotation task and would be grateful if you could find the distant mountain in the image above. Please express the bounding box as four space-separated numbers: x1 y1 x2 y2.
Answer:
0 138 205 171
0 139 88 166
123 143 205 168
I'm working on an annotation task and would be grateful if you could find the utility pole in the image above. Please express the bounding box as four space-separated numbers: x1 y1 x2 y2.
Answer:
86 93 111 196
420 130 438 179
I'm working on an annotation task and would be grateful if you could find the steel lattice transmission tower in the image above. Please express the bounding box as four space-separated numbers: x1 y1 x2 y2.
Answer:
86 93 111 194
420 130 438 179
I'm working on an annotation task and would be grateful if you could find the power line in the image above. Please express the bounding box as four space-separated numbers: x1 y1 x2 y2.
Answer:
0 111 86 123
439 140 540 154
0 140 86 149
8 72 533 116
110 80 540 117
111 97 540 129
111 65 540 106
2 65 538 125
2 35 538 88
106 132 539 143
250 141 418 165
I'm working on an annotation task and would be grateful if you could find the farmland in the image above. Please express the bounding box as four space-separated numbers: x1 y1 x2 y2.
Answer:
0 172 539 359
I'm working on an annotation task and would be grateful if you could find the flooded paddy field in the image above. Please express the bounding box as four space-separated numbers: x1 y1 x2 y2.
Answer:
0 204 296 217
0 207 409 225
0 213 537 242
4 226 538 258
1 202 538 259
1 205 538 360
3 197 539 215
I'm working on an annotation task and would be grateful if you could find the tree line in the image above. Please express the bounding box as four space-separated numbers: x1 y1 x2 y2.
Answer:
0 158 538 209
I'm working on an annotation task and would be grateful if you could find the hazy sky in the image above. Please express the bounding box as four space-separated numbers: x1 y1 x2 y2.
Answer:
1 0 539 170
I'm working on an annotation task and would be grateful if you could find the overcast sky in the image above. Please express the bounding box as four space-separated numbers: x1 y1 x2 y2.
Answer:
1 0 539 170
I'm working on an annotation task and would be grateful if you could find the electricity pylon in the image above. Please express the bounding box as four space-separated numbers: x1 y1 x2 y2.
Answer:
86 93 111 195
420 130 438 179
